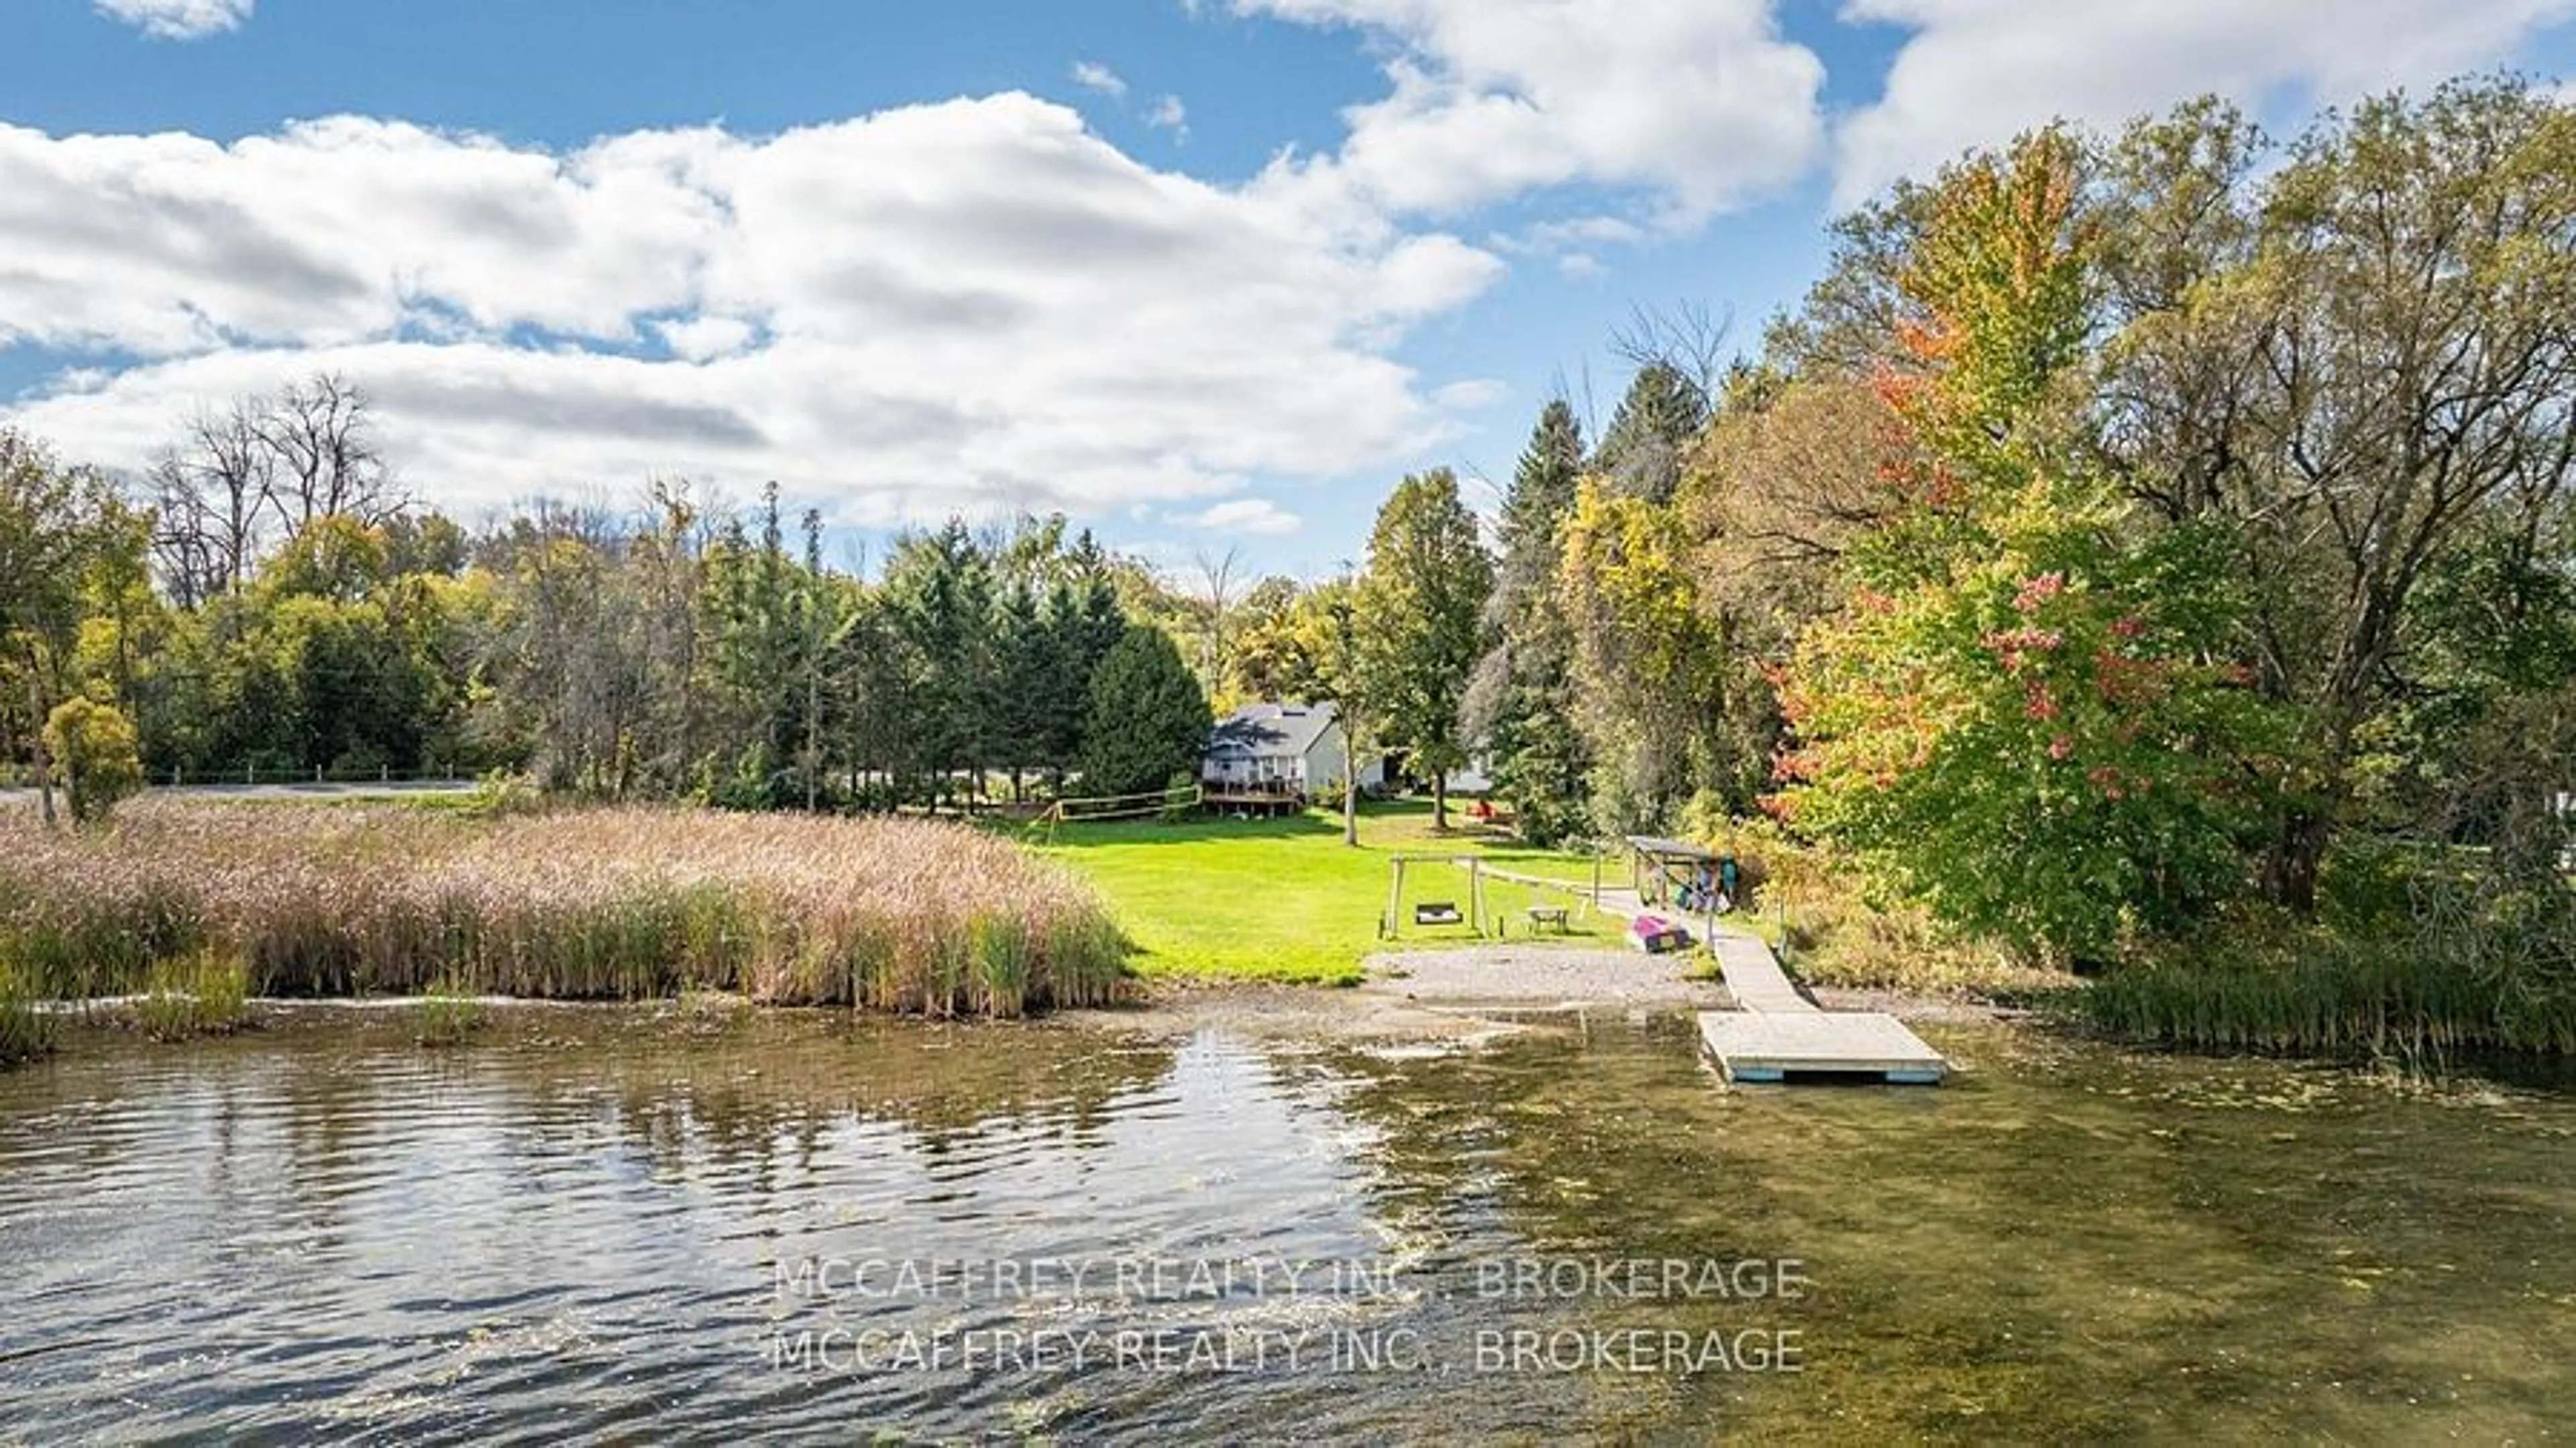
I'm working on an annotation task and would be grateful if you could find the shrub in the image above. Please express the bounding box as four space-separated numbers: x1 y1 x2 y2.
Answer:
45 696 144 824
460 769 545 819
1715 814 2063 1000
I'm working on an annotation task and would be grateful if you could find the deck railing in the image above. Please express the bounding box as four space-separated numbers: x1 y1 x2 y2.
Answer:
1201 777 1307 799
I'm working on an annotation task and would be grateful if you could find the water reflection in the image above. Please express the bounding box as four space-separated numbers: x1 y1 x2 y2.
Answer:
0 1008 2567 1442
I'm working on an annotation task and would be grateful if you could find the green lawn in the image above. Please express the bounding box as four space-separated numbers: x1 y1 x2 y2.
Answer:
1028 801 1619 985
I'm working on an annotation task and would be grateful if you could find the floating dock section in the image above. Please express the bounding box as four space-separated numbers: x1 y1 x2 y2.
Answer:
1695 936 1949 1086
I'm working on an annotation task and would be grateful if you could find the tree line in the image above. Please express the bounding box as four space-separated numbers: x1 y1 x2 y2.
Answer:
1454 76 2573 976
3 402 1228 822
6 75 2569 992
1238 75 2572 987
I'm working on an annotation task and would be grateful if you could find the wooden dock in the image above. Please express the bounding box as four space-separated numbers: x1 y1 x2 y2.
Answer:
1695 1011 1949 1084
1703 934 1809 1012
1470 862 1948 1084
1694 936 1945 1085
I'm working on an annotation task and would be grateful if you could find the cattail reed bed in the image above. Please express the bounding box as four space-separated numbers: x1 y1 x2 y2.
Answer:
2064 946 2576 1062
0 801 1128 1017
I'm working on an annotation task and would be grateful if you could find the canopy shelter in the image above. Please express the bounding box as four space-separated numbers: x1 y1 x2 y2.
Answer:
1380 854 1490 939
1625 836 1718 909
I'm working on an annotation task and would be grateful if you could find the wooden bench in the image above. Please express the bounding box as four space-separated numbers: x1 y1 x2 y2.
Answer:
1523 904 1570 934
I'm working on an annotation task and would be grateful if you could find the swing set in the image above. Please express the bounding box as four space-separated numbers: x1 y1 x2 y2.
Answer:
1378 853 1492 939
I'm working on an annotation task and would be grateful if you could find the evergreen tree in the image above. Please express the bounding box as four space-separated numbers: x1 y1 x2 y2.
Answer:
882 520 996 812
1594 361 1708 505
1075 624 1212 797
1040 531 1129 784
991 576 1052 800
698 502 799 805
1466 400 1593 845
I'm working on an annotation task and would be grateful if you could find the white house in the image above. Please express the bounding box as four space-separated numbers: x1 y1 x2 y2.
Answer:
1443 755 1496 795
1202 701 1384 799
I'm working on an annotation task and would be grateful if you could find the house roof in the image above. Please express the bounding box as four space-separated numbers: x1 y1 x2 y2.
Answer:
1207 700 1342 760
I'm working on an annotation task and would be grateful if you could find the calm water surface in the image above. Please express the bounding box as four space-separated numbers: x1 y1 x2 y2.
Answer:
0 1007 2568 1443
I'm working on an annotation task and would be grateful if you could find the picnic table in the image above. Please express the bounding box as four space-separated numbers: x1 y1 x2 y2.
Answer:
1523 904 1570 934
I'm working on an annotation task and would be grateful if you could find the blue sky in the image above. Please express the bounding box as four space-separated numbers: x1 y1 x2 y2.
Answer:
5 0 2571 579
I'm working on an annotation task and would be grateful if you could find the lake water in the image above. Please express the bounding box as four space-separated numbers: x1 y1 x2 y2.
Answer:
1 1007 2569 1442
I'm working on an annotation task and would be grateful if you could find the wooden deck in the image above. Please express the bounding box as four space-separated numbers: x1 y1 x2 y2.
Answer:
1203 789 1302 802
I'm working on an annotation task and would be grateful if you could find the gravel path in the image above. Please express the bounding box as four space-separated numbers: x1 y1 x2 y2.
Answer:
1057 945 1733 1042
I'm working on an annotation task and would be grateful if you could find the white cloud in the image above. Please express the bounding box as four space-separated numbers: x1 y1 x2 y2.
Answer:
1236 0 1825 223
1833 0 2576 205
653 315 757 361
0 97 1505 526
1432 378 1507 410
1148 94 1191 142
1071 60 1130 99
1176 497 1303 535
93 0 250 40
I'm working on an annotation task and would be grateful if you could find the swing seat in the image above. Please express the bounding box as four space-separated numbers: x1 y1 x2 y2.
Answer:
1413 901 1464 926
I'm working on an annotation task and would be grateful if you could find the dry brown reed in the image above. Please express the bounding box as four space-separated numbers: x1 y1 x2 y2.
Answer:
0 801 1128 1017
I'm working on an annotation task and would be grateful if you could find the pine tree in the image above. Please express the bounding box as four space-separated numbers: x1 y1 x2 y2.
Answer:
991 577 1051 801
882 520 995 812
1031 531 1129 789
1594 362 1708 505
1075 624 1212 797
1469 400 1593 845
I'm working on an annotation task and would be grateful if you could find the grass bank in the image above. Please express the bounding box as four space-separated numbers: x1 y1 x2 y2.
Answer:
0 801 1124 1017
1030 801 1617 985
